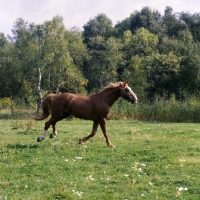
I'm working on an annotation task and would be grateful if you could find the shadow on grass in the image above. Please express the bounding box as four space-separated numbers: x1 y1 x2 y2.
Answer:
7 144 39 149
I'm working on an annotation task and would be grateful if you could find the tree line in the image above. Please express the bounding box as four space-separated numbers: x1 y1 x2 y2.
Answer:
1 6 200 113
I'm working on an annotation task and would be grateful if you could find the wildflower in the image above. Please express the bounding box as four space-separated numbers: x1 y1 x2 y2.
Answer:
72 190 83 197
124 174 129 177
65 159 68 162
75 157 83 160
87 175 94 180
178 187 187 191
149 181 153 186
131 179 136 184
77 191 83 196
138 168 143 172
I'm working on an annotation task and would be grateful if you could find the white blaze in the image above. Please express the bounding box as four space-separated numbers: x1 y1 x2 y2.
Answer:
127 86 138 102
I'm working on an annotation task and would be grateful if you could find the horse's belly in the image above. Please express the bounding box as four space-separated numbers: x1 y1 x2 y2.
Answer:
70 106 108 120
67 99 109 120
71 110 98 120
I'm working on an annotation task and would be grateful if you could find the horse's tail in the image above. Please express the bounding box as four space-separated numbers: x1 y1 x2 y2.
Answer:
34 94 56 121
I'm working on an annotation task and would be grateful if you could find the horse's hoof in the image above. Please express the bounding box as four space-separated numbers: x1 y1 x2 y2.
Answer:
108 143 115 148
37 137 44 142
79 139 83 144
50 133 56 139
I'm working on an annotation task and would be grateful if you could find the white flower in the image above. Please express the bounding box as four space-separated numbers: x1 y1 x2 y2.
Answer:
87 175 94 180
124 174 129 177
138 168 143 172
178 187 183 191
72 190 83 197
149 181 153 186
75 157 82 160
65 159 68 162
178 187 188 191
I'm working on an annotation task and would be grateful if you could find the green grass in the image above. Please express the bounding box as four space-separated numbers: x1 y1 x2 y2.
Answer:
0 119 200 199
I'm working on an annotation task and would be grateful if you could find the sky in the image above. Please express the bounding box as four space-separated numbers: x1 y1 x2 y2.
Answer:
0 0 200 36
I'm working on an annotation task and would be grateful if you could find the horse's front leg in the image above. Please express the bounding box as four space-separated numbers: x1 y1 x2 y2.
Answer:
100 118 115 147
79 121 99 144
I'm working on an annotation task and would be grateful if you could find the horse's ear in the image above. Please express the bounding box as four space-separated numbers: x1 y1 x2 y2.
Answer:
124 81 129 87
120 82 124 89
120 81 129 89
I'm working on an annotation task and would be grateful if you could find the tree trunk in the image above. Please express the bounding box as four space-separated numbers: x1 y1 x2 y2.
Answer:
10 92 14 116
36 65 43 114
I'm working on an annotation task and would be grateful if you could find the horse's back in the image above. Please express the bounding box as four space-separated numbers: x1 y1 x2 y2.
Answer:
50 93 108 120
50 93 90 115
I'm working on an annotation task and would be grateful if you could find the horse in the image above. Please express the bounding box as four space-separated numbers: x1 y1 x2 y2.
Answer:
34 81 137 147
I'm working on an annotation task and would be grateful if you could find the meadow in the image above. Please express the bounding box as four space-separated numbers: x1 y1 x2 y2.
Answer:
0 119 200 199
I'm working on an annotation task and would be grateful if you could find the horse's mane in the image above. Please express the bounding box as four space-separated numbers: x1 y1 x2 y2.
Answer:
105 82 122 88
100 82 123 92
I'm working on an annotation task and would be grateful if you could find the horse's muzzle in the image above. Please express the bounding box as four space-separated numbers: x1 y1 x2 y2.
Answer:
130 98 137 104
126 97 137 104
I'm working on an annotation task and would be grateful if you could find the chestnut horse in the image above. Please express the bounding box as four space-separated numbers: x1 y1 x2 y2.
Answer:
35 81 137 147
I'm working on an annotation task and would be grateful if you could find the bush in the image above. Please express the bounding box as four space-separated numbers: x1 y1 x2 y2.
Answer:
110 97 200 122
1 97 200 122
0 97 11 109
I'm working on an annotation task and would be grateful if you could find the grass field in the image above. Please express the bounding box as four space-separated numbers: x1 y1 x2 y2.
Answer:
0 119 200 199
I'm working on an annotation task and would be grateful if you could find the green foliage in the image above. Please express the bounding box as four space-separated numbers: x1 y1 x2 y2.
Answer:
122 28 159 97
145 52 181 99
162 7 187 38
1 7 200 109
2 95 200 124
85 36 123 91
0 97 11 109
110 96 200 122
83 13 113 44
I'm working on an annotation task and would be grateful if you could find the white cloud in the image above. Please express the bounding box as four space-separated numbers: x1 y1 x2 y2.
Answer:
0 0 199 36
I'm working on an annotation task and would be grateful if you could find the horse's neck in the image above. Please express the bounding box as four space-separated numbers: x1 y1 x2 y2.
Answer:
98 87 120 106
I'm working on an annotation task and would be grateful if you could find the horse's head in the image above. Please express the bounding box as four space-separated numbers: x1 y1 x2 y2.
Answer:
120 81 138 104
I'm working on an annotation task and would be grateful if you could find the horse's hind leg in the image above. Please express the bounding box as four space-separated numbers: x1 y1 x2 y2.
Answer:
49 112 71 139
79 121 99 144
37 119 52 142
